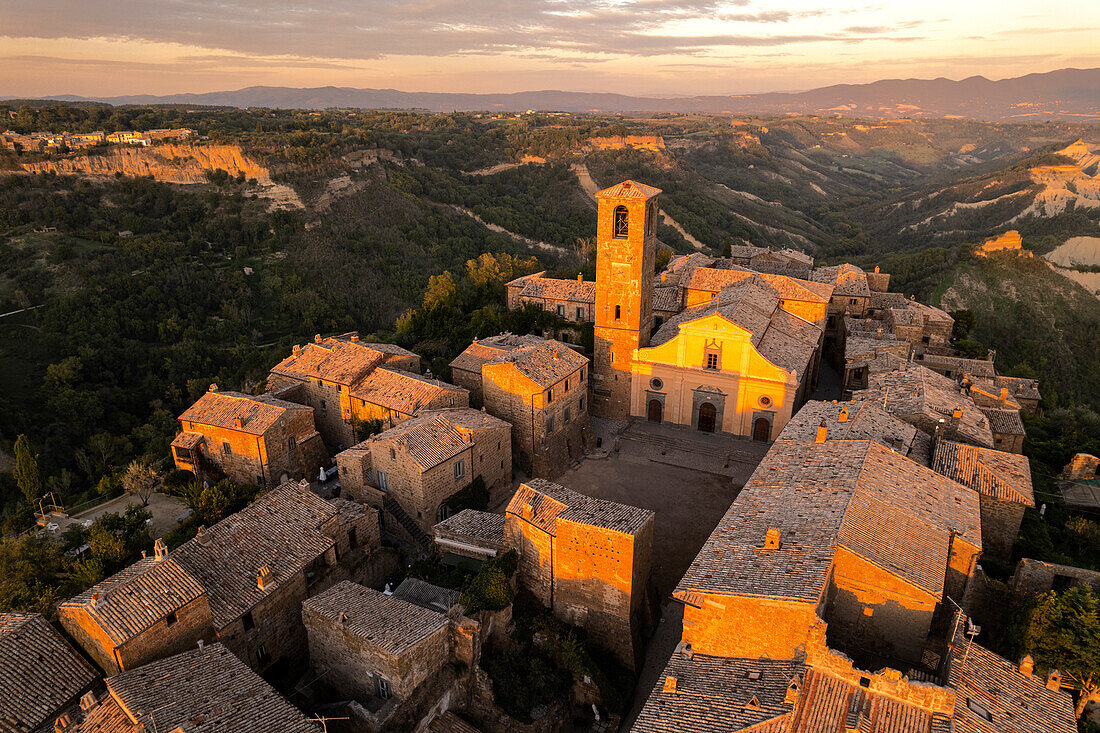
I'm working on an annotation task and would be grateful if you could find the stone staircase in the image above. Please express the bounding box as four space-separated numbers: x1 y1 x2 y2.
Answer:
383 496 432 551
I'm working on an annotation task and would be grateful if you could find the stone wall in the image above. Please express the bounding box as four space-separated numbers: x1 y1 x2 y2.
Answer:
1010 558 1100 598
979 494 1026 563
679 593 822 659
1063 453 1100 480
218 571 313 674
451 368 485 409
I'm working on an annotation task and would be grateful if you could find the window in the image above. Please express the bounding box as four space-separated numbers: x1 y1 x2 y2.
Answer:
705 352 720 370
650 377 664 391
376 675 392 700
557 304 565 317
449 397 454 406
565 378 570 391
376 470 389 491
615 305 621 320
613 204 629 239
564 407 571 424
922 335 930 344
222 441 232 455
316 379 323 387
965 699 992 722
165 611 177 627
454 459 465 480
390 447 396 461
546 387 552 403
242 611 255 630
849 298 859 305
256 645 270 668
320 399 327 411
288 436 296 452
580 396 585 412
547 416 555 434
576 307 585 320
348 527 358 548
646 203 656 235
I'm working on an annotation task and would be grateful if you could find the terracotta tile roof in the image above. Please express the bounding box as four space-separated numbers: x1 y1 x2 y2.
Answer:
777 401 928 464
351 367 466 415
979 406 1025 436
947 624 1076 733
633 652 805 732
505 271 544 288
170 431 204 450
178 390 307 435
170 482 338 628
0 613 98 733
448 333 547 374
785 668 938 733
852 363 995 450
392 577 461 613
93 643 319 733
303 581 447 656
433 509 506 548
481 337 588 390
812 263 871 298
60 557 207 646
595 179 662 199
517 275 596 304
980 375 1041 402
675 440 981 601
652 277 822 380
870 291 910 310
652 285 681 313
687 267 833 304
508 479 653 536
363 411 472 471
269 337 415 387
429 711 482 733
919 354 996 378
932 441 1034 506
845 335 910 365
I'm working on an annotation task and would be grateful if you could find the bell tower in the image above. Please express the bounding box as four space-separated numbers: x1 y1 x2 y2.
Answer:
590 180 661 420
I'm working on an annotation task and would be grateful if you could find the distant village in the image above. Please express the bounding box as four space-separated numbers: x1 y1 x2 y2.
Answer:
4 179 1095 733
0 127 193 153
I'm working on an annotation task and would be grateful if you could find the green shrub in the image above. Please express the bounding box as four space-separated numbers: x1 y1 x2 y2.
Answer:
162 469 195 492
460 549 517 614
484 646 571 724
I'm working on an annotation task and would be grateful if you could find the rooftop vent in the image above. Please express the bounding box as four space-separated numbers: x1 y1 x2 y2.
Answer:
765 527 781 550
54 713 71 732
154 538 168 561
234 416 243 429
292 345 301 356
1000 387 1009 401
257 564 273 590
577 274 583 283
196 526 210 545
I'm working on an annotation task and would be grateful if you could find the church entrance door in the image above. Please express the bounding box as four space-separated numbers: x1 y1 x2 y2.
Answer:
647 400 663 423
698 403 716 433
753 417 771 441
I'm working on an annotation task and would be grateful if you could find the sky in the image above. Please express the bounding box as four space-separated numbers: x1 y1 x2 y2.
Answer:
0 0 1098 98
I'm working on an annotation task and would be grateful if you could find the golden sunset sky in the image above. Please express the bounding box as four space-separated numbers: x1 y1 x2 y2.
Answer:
1 0 1098 97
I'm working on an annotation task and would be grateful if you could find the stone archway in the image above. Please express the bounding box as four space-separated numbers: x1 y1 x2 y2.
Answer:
647 399 663 423
698 402 717 433
753 417 771 442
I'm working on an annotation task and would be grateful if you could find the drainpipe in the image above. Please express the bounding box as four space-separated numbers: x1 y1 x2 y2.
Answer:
255 434 266 487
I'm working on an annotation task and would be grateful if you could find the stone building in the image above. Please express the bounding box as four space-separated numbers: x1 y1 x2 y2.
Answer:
974 375 1042 415
171 387 328 487
335 408 511 533
852 361 996 449
450 334 590 478
302 581 479 731
775 400 932 465
591 180 662 420
266 333 432 449
1010 557 1100 598
67 643 319 733
433 509 506 563
0 612 99 733
980 406 1027 454
630 276 823 440
918 353 996 381
886 299 954 353
812 263 873 340
59 481 380 676
932 441 1035 561
1063 452 1100 480
674 439 980 667
505 271 595 323
682 267 832 326
504 479 654 670
840 321 910 392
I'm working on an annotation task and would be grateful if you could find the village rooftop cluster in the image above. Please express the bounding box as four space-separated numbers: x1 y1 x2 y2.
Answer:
3 180 1089 733
0 127 193 153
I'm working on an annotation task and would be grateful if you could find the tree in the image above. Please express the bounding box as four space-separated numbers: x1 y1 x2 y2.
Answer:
13 435 40 505
122 458 160 506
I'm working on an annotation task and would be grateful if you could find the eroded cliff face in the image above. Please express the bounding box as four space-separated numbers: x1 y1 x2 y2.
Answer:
19 144 303 209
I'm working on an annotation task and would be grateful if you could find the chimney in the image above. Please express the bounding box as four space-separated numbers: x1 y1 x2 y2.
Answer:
196 526 210 545
815 419 828 443
874 266 880 274
197 639 204 653
577 274 583 283
79 692 98 715
1047 669 1062 691
292 344 301 356
1019 655 1034 676
89 592 99 608
208 383 218 392
522 503 534 520
154 538 168 561
54 714 71 732
1000 387 1009 401
765 527 781 549
314 333 322 343
234 416 243 429
663 676 678 693
339 611 348 625
257 564 273 590
350 333 359 342
552 349 560 360
951 408 962 426
838 406 849 423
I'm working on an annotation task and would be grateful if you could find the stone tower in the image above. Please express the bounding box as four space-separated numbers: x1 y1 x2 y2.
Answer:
590 180 661 420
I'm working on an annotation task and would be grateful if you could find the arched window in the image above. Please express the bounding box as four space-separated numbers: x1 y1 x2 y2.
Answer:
613 205 629 239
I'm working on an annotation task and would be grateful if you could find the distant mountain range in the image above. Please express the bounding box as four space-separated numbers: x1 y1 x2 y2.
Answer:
17 67 1100 121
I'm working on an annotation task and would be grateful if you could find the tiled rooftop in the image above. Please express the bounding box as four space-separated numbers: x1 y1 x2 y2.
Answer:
303 581 447 656
652 285 681 312
392 577 462 613
178 390 308 435
508 479 653 536
675 440 980 601
433 509 506 548
83 643 319 733
352 408 506 472
0 612 99 733
517 275 596 303
351 366 466 415
777 400 930 465
686 267 833 304
932 441 1034 505
979 406 1026 436
919 353 996 378
595 179 662 199
812 263 871 298
478 336 588 389
269 337 414 387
